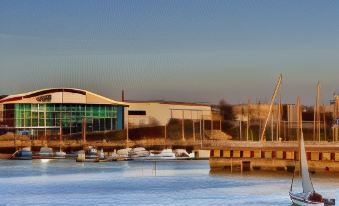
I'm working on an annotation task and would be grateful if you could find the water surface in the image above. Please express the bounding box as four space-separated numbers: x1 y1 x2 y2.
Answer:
0 160 338 206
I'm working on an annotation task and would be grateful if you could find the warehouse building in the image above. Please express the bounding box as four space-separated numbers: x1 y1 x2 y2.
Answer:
126 100 212 128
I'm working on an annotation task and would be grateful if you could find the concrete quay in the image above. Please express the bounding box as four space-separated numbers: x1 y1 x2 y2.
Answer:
209 141 339 173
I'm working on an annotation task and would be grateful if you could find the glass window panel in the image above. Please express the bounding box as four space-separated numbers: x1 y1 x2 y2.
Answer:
64 112 71 119
39 119 45 127
46 104 54 112
25 111 31 119
86 110 92 117
15 118 21 127
46 112 53 119
55 112 60 119
32 104 38 111
99 109 105 117
93 119 100 131
71 105 77 111
32 119 38 127
24 104 31 110
79 111 85 117
62 120 69 128
55 104 61 111
32 112 38 118
39 112 45 119
62 105 67 111
105 118 111 130
39 104 46 111
15 111 20 119
25 119 31 127
46 119 54 127
93 108 99 117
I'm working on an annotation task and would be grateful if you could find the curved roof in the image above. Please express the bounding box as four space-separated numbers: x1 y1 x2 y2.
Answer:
0 88 128 106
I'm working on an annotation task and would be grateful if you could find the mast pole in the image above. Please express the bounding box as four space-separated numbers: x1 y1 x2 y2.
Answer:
317 82 321 142
260 74 282 142
297 96 301 177
247 99 250 142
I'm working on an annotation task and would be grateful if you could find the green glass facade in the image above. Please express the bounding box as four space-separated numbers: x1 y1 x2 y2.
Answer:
8 103 124 134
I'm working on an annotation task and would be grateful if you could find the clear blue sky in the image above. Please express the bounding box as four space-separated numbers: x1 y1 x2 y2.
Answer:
1 0 339 105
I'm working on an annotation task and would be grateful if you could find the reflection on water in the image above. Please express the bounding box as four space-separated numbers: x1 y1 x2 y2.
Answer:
0 160 337 206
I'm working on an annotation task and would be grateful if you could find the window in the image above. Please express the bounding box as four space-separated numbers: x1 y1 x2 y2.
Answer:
128 110 146 115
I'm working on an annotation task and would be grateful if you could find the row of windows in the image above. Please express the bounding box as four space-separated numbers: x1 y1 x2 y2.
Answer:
15 117 117 128
13 104 119 113
3 104 124 131
15 111 117 119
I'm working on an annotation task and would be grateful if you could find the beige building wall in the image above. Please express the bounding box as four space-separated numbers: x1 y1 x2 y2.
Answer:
232 103 297 123
126 102 212 128
0 104 3 122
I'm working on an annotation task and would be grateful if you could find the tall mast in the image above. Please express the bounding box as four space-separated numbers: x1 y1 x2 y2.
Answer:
313 82 321 141
260 74 282 142
297 96 301 176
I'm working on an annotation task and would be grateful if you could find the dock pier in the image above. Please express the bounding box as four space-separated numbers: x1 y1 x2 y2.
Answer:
209 141 339 173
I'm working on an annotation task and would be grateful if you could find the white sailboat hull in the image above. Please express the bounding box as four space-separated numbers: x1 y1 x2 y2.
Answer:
289 192 324 206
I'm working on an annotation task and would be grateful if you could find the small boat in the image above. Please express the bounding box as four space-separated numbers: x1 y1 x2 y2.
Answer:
129 147 150 159
86 147 98 159
12 147 32 160
55 150 66 159
289 131 335 206
117 148 132 159
174 149 194 160
38 147 54 158
98 148 105 160
139 149 176 161
156 149 176 159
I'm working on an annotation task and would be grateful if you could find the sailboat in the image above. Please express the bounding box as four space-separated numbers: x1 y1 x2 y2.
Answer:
289 131 335 206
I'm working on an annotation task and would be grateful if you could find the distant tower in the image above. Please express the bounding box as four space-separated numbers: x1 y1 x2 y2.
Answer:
121 90 125 102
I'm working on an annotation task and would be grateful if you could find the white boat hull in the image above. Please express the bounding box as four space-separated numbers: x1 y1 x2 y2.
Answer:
289 192 324 206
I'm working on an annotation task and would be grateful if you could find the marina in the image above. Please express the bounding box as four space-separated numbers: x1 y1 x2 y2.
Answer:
1 1 339 205
0 159 338 206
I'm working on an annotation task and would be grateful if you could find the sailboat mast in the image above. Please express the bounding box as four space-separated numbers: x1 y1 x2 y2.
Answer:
297 96 301 176
260 74 282 142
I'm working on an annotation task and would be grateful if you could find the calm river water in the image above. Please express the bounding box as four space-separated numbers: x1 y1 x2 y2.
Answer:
0 159 338 206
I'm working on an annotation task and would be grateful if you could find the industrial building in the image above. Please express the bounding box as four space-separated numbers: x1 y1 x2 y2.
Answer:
126 100 212 128
0 88 128 139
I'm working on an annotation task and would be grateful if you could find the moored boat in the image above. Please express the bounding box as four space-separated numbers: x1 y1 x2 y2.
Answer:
55 150 66 159
12 147 32 160
86 147 98 159
129 147 150 159
38 147 54 158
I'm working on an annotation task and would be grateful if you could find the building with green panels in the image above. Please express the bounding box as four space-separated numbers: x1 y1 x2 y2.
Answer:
0 88 128 138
